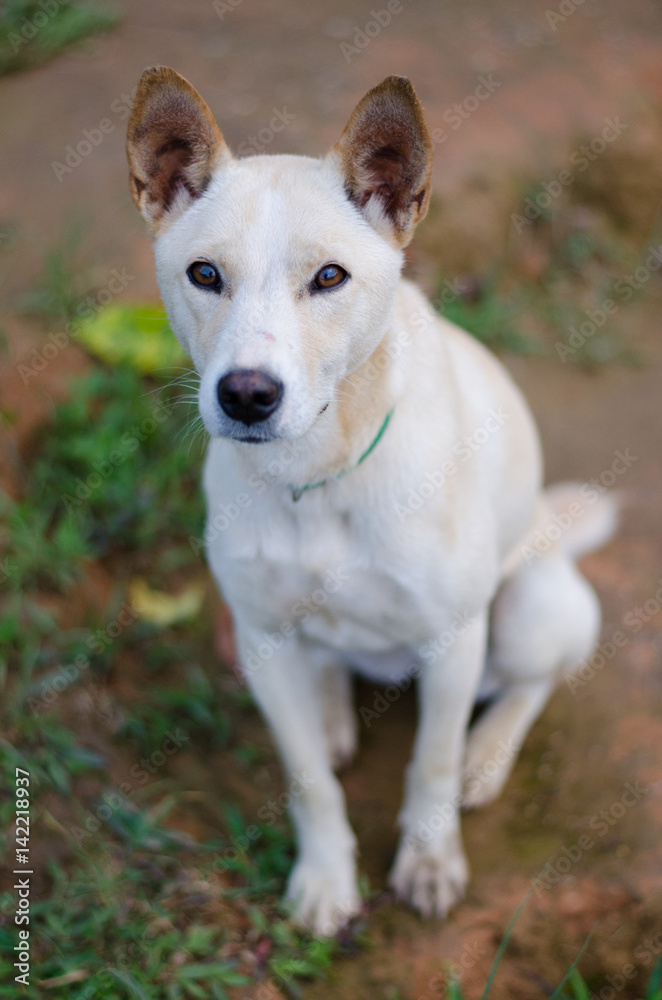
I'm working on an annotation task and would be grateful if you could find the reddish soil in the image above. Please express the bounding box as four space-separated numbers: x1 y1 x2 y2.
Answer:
2 1 662 997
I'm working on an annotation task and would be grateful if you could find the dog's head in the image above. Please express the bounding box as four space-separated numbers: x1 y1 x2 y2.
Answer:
127 68 433 443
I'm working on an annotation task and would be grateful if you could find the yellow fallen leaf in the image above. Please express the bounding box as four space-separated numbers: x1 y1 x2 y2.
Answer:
128 578 205 626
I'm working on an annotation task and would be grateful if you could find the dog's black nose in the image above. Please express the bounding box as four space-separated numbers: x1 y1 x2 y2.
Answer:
217 369 283 426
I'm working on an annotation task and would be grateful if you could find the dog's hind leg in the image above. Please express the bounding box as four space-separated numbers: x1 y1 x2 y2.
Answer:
462 677 555 808
462 550 601 809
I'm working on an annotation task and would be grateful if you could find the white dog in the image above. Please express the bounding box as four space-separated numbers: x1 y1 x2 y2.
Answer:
127 68 617 935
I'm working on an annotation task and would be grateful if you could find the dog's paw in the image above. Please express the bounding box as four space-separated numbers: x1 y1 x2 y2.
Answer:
389 830 468 919
286 855 361 936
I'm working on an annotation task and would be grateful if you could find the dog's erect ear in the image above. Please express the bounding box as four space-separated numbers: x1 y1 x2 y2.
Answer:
331 76 433 247
127 66 230 231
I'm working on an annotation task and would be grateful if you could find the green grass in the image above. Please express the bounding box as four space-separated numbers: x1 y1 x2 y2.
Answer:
0 844 251 999
0 0 120 76
440 893 662 1000
116 664 232 751
1 366 204 580
16 220 86 323
436 183 655 367
555 962 662 1000
0 343 340 997
439 280 541 355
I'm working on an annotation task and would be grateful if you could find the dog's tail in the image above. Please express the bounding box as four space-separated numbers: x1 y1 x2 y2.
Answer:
542 481 620 560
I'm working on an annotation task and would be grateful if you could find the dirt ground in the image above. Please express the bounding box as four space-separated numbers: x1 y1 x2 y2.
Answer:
2 0 662 997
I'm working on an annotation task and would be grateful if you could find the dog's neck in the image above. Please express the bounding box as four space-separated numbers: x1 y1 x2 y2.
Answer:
230 324 401 497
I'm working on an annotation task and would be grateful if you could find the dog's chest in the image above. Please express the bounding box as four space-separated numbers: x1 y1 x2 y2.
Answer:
294 558 426 653
219 494 449 653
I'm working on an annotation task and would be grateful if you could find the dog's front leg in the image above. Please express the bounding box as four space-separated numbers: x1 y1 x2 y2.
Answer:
235 625 360 935
390 613 488 918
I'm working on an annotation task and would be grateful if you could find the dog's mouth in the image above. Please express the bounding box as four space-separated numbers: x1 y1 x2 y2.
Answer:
234 433 273 444
205 396 332 445
215 425 280 444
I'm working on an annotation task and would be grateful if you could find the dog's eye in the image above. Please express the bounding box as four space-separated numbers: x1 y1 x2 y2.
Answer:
313 264 348 291
187 261 222 291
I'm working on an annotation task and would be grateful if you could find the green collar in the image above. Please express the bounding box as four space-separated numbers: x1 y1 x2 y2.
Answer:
290 407 394 502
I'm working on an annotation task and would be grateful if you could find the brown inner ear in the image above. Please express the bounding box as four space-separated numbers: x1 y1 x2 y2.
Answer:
149 137 205 209
358 145 414 217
